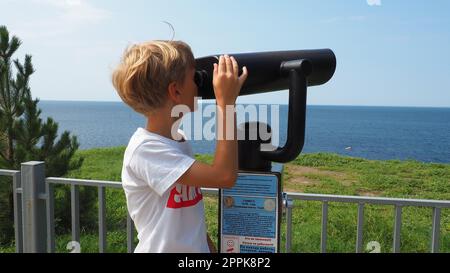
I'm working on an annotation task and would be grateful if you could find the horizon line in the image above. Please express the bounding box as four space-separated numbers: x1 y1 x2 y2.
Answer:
37 99 450 109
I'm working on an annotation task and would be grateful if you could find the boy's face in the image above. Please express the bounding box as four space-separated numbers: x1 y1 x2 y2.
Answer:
178 66 198 112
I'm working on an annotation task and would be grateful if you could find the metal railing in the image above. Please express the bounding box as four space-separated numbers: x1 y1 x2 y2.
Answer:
44 177 130 253
1 161 450 253
0 169 22 253
282 192 450 253
1 162 135 253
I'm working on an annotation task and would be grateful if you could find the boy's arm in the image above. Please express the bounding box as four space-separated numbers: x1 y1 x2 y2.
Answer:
177 55 248 189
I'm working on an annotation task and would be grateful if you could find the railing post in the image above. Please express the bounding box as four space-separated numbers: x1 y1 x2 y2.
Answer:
71 185 80 244
98 186 107 253
12 172 23 253
46 183 55 253
283 195 294 253
393 205 402 253
21 161 47 253
356 203 364 253
321 202 328 253
431 207 441 253
127 213 135 253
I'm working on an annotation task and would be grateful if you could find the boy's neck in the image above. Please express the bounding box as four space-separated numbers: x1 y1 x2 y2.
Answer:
145 107 181 141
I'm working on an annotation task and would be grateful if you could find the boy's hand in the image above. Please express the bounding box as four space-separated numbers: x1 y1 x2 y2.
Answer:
178 56 244 190
213 55 248 107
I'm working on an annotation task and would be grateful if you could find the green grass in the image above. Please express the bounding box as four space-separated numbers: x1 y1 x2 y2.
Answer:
284 153 450 252
1 148 449 253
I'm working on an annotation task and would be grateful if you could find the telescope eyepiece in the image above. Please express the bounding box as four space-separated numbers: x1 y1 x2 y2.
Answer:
194 70 208 89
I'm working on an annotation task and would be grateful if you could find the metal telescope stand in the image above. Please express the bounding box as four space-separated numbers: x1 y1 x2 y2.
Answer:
218 59 312 253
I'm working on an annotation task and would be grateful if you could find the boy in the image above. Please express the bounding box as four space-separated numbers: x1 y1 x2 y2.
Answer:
112 40 248 253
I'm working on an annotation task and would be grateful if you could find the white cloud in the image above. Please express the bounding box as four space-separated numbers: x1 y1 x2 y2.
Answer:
367 0 382 6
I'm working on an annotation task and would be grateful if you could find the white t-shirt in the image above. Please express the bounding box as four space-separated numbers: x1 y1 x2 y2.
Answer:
121 127 209 253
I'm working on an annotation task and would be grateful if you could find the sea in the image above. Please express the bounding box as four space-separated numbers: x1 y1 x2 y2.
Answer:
38 101 450 163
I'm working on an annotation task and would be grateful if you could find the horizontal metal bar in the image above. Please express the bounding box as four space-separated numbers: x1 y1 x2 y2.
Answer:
198 189 450 209
10 172 450 208
19 175 450 209
201 187 219 195
38 182 450 210
46 177 122 189
46 179 220 196
0 169 20 176
285 192 450 208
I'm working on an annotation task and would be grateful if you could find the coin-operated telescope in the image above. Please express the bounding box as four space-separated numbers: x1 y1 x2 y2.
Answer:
195 49 336 253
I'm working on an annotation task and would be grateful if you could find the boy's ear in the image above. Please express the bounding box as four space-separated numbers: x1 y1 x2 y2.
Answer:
167 81 182 104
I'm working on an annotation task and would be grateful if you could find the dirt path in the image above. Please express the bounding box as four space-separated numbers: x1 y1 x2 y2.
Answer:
283 164 382 196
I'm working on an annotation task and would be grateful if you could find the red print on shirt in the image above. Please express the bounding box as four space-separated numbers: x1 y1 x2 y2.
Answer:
166 184 203 208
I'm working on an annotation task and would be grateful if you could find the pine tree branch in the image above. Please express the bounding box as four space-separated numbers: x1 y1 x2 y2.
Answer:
3 59 11 114
0 148 7 163
0 132 8 163
0 61 7 110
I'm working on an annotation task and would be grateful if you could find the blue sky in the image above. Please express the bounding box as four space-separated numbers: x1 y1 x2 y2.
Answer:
2 0 450 107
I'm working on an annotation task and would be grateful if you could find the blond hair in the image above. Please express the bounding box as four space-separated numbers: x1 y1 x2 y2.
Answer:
112 40 195 115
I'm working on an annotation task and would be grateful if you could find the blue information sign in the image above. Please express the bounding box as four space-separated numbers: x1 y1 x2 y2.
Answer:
220 173 280 253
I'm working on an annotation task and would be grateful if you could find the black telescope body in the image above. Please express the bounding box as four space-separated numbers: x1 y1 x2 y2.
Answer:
195 49 336 99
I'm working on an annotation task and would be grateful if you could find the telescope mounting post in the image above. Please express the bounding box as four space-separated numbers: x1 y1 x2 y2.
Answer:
238 59 312 171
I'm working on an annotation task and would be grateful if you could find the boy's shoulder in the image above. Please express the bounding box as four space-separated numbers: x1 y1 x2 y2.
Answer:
124 127 190 163
125 128 160 156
